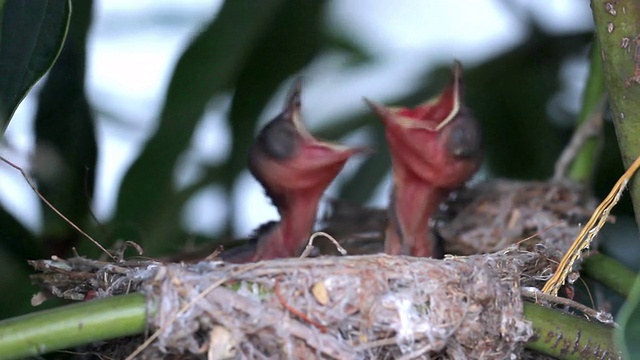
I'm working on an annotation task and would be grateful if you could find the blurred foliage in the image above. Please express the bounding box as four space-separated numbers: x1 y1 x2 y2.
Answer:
113 0 330 254
0 0 72 318
0 0 638 342
34 0 97 257
618 275 640 360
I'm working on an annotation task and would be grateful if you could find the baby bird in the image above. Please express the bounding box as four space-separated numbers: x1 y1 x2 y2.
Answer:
224 80 362 262
366 61 483 257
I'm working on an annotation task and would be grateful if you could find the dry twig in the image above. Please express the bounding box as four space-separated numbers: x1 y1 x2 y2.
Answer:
0 156 114 260
299 231 347 258
542 154 640 295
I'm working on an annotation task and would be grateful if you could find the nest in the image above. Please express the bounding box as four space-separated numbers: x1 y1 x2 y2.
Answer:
29 179 600 359
435 179 597 258
32 249 542 359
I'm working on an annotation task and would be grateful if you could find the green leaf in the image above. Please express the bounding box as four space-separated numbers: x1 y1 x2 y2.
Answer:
114 0 329 254
113 0 285 252
0 204 39 260
617 274 640 359
465 29 592 179
323 28 374 67
33 0 97 256
0 0 71 133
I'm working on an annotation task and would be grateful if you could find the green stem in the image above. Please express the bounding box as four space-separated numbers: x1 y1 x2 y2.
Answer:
568 43 606 183
592 0 640 229
523 301 619 359
582 253 637 297
0 293 147 360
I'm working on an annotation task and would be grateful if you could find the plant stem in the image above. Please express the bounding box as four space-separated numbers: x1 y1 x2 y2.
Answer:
0 293 147 360
568 43 606 183
592 0 640 230
523 301 619 359
582 253 637 297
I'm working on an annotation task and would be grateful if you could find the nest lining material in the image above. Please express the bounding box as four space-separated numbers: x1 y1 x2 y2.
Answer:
321 180 597 261
31 248 544 360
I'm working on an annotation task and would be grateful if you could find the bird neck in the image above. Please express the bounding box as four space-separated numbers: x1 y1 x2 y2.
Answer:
386 170 446 257
254 191 323 260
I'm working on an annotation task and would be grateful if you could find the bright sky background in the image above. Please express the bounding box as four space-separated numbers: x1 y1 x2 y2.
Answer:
0 0 593 240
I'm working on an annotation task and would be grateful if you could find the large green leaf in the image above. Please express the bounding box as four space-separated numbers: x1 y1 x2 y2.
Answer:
322 29 374 68
115 0 329 254
113 0 284 251
33 0 97 257
0 0 71 133
466 28 592 179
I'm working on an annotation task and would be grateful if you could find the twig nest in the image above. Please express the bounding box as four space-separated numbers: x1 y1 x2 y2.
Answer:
139 252 532 359
437 179 597 258
31 249 552 358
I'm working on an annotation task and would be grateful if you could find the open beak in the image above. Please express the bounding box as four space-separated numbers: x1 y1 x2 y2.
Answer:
365 61 462 132
367 61 482 257
239 79 363 261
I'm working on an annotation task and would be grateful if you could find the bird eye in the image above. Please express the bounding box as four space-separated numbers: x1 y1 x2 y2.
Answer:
256 116 299 160
445 109 482 158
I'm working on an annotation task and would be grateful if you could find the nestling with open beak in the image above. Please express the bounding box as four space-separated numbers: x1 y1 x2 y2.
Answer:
224 80 362 263
366 61 483 258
